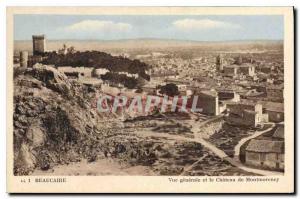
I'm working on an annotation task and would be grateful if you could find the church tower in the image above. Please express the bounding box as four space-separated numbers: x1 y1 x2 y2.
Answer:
216 54 224 71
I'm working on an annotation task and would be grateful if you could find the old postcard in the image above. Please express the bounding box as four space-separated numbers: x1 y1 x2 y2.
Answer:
7 7 294 193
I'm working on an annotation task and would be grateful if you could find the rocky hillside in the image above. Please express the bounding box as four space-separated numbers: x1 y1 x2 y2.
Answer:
13 64 110 175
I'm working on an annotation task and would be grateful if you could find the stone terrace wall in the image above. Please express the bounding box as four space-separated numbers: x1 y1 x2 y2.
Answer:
196 116 225 139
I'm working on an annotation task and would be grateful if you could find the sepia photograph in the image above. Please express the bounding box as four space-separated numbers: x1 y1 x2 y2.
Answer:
6 6 294 193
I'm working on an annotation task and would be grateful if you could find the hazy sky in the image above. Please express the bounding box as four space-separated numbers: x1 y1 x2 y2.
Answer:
14 15 284 41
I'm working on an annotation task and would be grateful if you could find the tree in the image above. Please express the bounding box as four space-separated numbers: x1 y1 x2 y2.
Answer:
42 50 151 81
159 83 179 97
91 68 97 78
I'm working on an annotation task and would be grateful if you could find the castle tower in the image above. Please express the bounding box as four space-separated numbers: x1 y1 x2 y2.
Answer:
32 35 46 55
20 51 28 67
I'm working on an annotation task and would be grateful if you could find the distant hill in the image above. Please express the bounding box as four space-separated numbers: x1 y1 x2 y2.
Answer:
14 39 283 54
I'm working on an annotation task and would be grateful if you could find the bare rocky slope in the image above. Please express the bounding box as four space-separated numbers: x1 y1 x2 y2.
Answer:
13 64 109 175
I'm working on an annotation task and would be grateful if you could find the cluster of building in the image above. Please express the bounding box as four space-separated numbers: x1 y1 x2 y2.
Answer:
213 53 285 171
14 35 284 128
163 54 282 121
145 56 214 80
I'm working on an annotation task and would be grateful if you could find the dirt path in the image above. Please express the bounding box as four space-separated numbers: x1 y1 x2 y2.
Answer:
196 137 282 176
137 115 283 176
188 119 282 176
130 127 282 176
